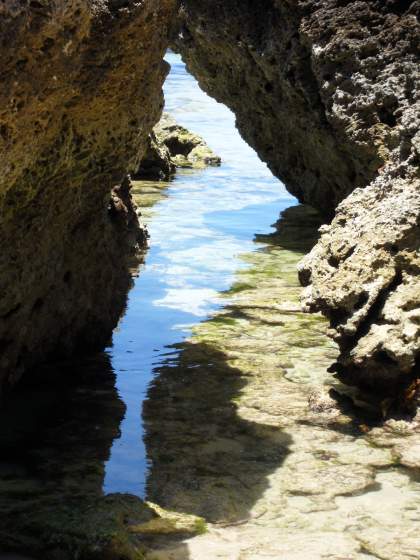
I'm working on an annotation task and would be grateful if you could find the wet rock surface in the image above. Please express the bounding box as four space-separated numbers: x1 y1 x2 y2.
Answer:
134 113 221 180
1 202 418 559
174 0 420 395
142 206 420 560
0 355 130 558
0 0 176 392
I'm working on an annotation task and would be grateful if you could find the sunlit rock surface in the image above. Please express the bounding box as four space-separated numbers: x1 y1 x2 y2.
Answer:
134 113 221 180
0 0 176 392
174 0 420 395
299 175 420 400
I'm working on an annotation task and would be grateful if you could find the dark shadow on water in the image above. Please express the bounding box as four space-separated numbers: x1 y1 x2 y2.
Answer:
145 338 293 522
0 205 332 560
255 203 322 253
141 206 325 532
0 354 126 557
142 340 293 557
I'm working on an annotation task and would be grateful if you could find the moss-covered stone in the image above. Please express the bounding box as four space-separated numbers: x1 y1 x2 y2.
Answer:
0 0 178 392
134 114 221 180
130 503 206 536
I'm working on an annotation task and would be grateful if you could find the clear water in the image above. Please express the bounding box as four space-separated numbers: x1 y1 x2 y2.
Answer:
103 53 295 496
1 53 417 560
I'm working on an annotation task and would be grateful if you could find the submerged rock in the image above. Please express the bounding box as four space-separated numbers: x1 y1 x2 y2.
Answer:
134 113 221 180
174 0 420 398
141 205 420 560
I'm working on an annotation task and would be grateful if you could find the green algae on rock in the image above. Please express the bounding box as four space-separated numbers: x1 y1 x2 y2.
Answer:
134 113 221 180
130 503 207 536
174 0 420 400
141 205 420 560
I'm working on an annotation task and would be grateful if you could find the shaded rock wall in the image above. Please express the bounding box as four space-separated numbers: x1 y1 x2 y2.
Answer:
0 0 177 392
175 0 420 396
1 0 418 399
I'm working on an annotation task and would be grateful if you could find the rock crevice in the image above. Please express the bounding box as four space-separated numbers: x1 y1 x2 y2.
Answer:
0 0 419 399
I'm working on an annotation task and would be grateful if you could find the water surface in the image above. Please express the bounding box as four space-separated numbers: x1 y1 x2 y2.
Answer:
1 53 418 560
103 53 294 496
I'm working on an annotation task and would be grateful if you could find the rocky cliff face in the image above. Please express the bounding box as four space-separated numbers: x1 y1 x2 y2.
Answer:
0 0 176 393
1 0 418 402
175 0 419 399
299 175 419 403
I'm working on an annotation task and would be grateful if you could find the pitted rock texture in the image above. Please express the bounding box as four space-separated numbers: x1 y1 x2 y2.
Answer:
175 0 420 396
134 113 221 180
299 174 420 401
175 0 419 217
0 0 176 392
134 116 177 181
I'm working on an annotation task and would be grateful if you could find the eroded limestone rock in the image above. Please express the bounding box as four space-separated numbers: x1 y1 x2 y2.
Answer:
0 0 177 392
174 0 420 396
299 174 420 400
134 113 221 180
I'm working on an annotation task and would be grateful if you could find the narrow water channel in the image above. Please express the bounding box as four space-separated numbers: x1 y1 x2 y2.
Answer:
103 52 295 497
1 53 419 560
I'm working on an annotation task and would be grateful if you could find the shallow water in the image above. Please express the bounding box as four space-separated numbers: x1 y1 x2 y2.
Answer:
103 53 294 496
1 53 419 560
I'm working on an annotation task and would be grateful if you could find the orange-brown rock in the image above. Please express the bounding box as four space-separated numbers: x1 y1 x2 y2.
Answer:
0 0 177 393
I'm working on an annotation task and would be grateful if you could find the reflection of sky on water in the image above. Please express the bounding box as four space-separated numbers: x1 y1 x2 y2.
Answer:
155 287 219 317
103 54 295 496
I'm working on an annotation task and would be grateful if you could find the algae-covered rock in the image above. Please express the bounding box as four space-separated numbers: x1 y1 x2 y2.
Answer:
134 114 221 179
0 354 206 559
0 494 152 560
133 130 176 181
0 355 141 559
0 491 206 560
130 502 207 536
